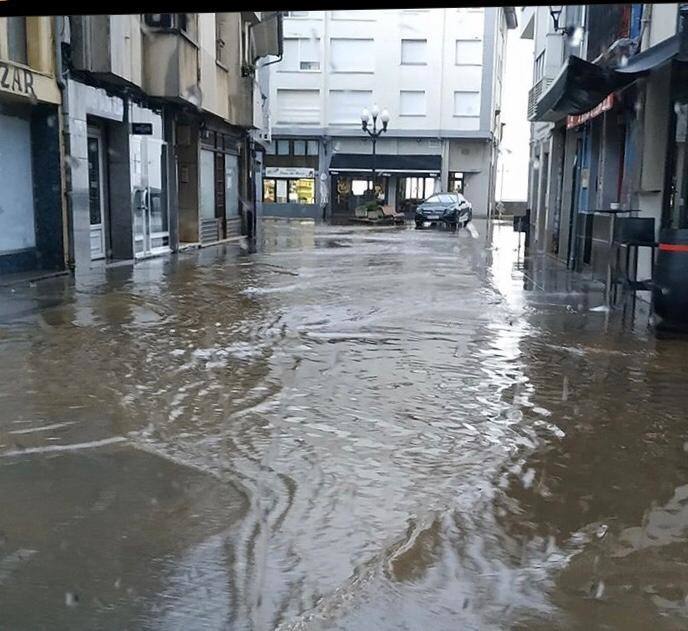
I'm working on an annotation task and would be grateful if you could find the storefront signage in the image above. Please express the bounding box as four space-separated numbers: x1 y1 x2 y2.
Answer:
566 94 615 129
265 167 315 178
131 122 153 135
0 62 36 99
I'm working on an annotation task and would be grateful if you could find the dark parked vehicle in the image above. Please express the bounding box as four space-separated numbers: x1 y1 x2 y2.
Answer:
414 192 473 229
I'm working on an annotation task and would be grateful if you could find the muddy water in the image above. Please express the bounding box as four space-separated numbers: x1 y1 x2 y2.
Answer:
1 220 688 629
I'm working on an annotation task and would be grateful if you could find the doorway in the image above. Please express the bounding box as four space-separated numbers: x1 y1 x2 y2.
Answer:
131 136 170 258
87 126 108 260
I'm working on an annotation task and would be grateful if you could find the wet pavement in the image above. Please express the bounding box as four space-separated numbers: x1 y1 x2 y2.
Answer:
1 219 688 630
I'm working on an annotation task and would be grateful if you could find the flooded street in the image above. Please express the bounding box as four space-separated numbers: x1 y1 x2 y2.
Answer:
2 219 688 630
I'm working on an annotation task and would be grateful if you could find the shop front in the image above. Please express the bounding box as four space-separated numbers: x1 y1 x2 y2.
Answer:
67 79 174 269
0 58 64 275
177 117 243 247
328 153 441 221
262 138 321 220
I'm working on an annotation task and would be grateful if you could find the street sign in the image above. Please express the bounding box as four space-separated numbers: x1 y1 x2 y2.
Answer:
131 122 153 135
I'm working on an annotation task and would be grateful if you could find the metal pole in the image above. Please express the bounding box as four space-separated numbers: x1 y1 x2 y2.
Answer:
371 116 377 193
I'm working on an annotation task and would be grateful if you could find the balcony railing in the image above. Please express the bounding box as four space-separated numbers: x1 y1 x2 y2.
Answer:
527 77 553 121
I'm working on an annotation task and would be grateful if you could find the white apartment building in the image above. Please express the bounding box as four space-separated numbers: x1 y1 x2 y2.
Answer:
262 8 516 221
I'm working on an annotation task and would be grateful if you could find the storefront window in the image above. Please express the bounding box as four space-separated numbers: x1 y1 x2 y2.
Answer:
0 112 35 253
307 140 319 155
264 178 316 204
276 179 288 202
263 179 276 202
352 179 370 195
402 176 436 200
290 178 315 203
293 140 306 155
277 140 290 155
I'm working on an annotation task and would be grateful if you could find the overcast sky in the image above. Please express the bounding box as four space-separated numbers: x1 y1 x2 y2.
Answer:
496 27 534 202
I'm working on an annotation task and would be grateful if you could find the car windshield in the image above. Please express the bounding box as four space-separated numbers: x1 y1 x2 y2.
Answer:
425 194 456 204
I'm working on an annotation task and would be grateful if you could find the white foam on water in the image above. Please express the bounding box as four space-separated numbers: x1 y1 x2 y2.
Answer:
8 421 76 435
0 436 127 457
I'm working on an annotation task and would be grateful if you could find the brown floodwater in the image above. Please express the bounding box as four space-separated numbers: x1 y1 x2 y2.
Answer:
1 219 688 630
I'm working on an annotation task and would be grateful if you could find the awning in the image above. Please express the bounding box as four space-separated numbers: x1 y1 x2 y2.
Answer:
532 56 638 122
329 153 441 174
534 35 688 123
615 34 682 74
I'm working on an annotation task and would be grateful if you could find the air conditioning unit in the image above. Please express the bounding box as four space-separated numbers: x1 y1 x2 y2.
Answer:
144 14 175 29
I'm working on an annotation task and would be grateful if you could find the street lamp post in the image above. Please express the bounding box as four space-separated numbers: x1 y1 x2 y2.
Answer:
360 104 390 198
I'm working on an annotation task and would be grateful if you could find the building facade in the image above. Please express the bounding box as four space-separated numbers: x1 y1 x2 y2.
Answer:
0 17 66 275
61 12 281 274
522 3 685 299
262 8 516 222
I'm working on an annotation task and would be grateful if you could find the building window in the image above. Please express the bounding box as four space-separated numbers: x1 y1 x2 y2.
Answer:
330 38 374 72
329 89 373 125
454 91 481 117
144 13 196 39
282 37 321 71
455 40 482 66
330 11 378 21
455 9 484 37
269 139 319 157
7 17 28 65
299 38 320 70
275 89 321 124
401 39 427 65
449 172 465 194
216 15 228 66
241 21 252 69
263 178 316 204
534 51 545 83
283 11 309 17
399 91 426 117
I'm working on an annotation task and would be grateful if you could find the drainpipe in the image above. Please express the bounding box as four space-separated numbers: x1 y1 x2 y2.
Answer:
54 15 74 273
